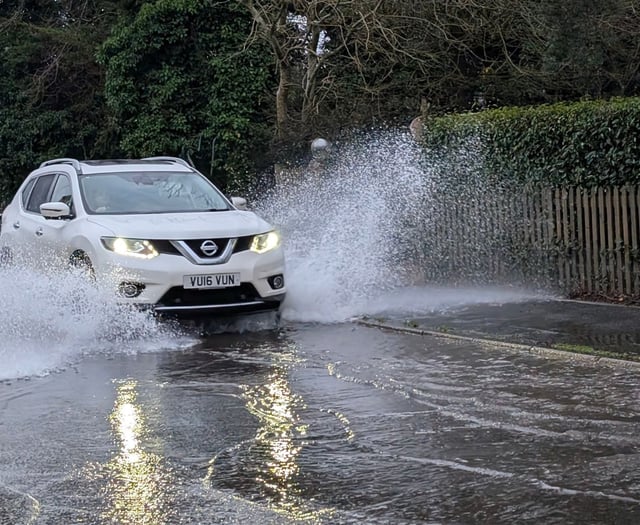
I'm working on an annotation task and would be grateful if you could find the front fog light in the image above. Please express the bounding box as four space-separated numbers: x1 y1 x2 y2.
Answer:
118 282 145 298
250 231 281 254
268 274 285 290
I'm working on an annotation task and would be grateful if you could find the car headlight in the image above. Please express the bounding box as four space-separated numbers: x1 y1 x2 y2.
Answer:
250 231 281 254
101 237 159 259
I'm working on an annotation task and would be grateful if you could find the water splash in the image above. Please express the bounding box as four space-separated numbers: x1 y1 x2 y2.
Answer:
0 265 190 381
255 129 546 323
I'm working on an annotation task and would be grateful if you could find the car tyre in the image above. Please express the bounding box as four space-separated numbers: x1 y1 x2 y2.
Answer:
68 251 96 317
0 246 13 267
69 250 95 280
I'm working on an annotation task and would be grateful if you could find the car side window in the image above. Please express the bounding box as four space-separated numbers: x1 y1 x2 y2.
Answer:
25 174 56 214
21 178 36 208
50 174 73 210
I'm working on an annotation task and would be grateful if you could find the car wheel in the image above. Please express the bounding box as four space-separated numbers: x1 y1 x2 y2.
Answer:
69 250 95 279
0 247 13 267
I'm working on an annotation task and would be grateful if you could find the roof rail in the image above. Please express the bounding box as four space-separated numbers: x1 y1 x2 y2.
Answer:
142 156 192 168
40 158 83 174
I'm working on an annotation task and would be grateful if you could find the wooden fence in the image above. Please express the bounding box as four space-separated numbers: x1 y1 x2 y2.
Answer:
419 186 640 300
531 187 639 298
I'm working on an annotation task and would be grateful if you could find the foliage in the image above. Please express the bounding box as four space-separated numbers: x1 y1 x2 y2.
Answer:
0 6 119 201
237 0 640 151
422 97 640 187
98 0 274 190
2 1 640 199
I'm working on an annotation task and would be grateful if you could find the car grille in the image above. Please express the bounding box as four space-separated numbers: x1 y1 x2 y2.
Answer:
151 240 181 255
151 236 253 256
183 238 230 257
158 283 261 307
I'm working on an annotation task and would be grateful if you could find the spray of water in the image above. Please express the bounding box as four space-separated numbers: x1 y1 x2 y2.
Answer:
0 264 191 381
255 129 547 323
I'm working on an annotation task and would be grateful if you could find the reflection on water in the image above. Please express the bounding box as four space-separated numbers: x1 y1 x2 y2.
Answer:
96 380 176 525
205 347 332 522
244 369 306 506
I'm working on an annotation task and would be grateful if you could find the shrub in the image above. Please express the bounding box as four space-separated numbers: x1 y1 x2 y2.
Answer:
422 97 640 187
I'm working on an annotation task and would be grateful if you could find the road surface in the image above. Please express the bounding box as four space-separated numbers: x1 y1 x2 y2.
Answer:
1 321 639 524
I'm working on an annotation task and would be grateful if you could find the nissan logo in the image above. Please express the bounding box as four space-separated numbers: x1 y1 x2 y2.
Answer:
200 240 218 256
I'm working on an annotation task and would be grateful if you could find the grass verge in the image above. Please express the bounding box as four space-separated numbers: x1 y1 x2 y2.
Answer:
551 342 640 362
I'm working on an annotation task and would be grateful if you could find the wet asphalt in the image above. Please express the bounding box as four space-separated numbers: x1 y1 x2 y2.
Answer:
1 306 640 524
365 299 640 362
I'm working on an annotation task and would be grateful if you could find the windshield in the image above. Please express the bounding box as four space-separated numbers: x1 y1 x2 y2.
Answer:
79 171 230 214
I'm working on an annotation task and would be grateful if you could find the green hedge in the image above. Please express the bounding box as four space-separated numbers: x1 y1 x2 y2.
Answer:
422 97 640 187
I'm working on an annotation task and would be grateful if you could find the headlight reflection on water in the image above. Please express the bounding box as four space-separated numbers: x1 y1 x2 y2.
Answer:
205 349 333 522
248 372 306 497
116 396 141 463
242 367 327 521
99 380 175 525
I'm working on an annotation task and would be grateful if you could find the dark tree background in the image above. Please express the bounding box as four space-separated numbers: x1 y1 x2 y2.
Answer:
1 0 640 196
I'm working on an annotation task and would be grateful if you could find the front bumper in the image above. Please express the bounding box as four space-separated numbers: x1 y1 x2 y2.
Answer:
154 292 285 317
94 246 286 317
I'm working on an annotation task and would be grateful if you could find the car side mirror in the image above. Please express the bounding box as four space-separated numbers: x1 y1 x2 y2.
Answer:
40 201 71 219
231 196 248 210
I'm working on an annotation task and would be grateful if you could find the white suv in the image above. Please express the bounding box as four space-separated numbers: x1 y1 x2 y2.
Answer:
0 157 286 317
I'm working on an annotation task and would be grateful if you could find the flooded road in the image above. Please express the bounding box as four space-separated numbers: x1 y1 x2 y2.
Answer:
2 322 639 524
2 132 640 523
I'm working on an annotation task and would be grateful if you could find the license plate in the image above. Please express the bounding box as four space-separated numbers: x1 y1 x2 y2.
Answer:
183 273 241 289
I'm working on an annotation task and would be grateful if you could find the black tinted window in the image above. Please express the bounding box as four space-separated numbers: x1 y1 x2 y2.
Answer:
26 174 56 213
21 178 36 208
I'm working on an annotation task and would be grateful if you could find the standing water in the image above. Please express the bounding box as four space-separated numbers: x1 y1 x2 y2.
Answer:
2 131 622 525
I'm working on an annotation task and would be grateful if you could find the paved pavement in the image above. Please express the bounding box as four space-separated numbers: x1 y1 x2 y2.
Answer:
361 299 640 363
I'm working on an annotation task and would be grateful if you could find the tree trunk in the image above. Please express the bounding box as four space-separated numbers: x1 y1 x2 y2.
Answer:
301 25 321 128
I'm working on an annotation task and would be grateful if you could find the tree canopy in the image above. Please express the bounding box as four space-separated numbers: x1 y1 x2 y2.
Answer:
1 0 640 196
99 0 274 189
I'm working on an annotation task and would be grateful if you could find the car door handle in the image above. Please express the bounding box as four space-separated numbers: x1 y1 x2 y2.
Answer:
12 221 19 229
35 228 44 237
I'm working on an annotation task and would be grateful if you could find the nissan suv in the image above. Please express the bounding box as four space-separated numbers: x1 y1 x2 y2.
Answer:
0 157 286 317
